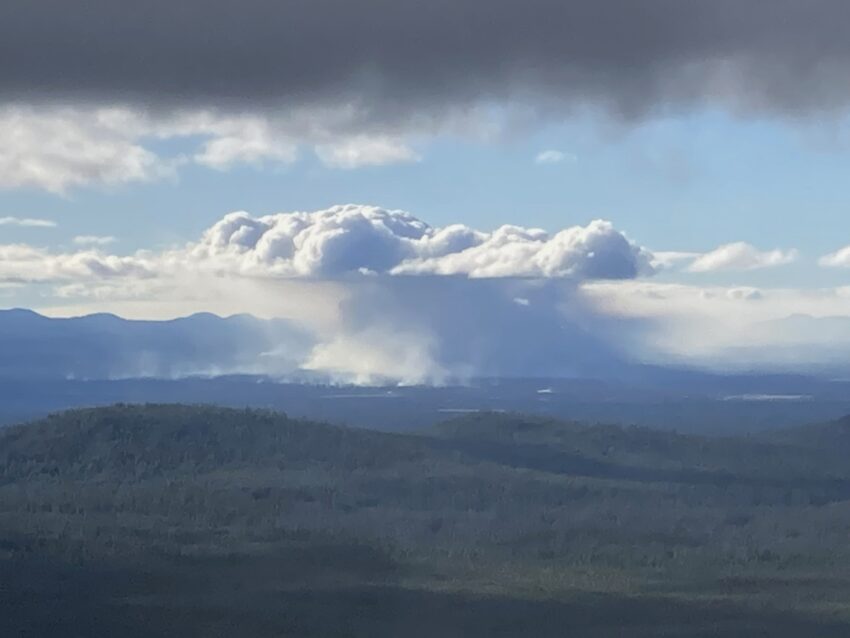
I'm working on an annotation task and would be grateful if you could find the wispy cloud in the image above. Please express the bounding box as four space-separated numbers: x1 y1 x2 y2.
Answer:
534 150 575 165
315 136 420 169
650 251 701 271
0 216 56 228
687 242 797 273
73 235 116 246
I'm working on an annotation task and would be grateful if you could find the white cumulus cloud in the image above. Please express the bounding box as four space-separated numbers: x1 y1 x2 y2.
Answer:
180 205 654 280
0 244 151 283
0 107 168 194
190 115 299 170
0 106 473 193
0 205 652 287
819 245 850 268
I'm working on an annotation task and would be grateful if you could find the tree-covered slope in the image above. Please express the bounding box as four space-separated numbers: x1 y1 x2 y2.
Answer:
5 405 850 636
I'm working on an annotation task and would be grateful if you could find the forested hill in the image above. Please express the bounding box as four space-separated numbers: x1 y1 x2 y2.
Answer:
430 411 850 485
4 404 850 489
5 405 850 636
0 404 427 482
765 413 850 451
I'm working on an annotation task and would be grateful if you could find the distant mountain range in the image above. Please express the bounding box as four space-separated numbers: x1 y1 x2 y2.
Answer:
8 308 850 384
0 309 312 380
6 309 850 434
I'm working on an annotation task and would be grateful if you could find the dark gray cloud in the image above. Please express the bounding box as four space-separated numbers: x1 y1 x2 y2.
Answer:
3 0 850 118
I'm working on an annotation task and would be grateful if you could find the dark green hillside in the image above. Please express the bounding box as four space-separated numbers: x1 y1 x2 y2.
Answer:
433 411 850 488
0 404 428 481
4 405 850 636
768 414 850 450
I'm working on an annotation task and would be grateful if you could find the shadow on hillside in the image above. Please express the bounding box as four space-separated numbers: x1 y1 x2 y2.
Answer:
432 437 850 501
2 557 849 638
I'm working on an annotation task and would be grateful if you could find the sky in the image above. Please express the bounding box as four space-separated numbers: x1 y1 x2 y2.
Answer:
4 0 850 381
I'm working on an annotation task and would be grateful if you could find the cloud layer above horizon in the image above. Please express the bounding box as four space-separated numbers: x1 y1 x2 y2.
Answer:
4 3 850 382
194 206 654 280
6 1 850 192
5 0 850 119
0 205 659 382
1 203 848 382
0 205 654 284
